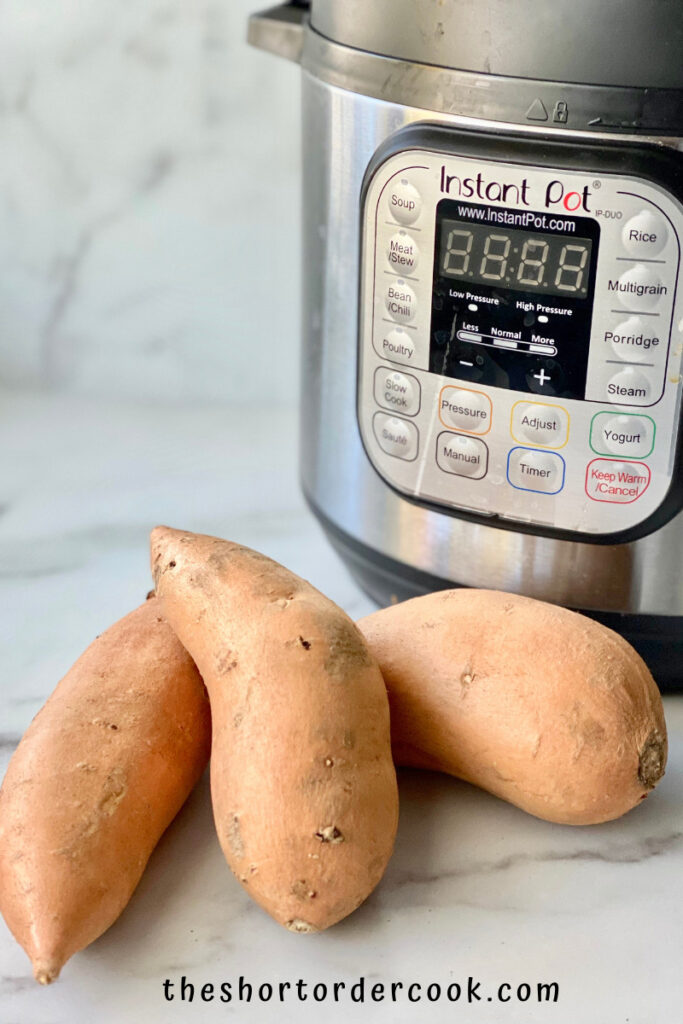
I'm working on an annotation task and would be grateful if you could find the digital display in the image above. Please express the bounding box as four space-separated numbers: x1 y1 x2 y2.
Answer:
439 220 594 299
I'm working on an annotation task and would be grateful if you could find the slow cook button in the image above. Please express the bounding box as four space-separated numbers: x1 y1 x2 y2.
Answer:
585 458 651 503
621 210 668 258
610 263 668 312
379 327 415 365
507 448 565 494
386 231 419 274
606 316 662 363
590 412 655 459
439 386 492 434
374 366 421 416
373 412 419 461
511 400 569 448
384 279 417 324
436 432 488 479
606 367 653 405
387 178 422 225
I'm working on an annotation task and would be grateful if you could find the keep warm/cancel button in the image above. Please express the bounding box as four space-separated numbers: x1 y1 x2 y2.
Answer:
585 458 651 503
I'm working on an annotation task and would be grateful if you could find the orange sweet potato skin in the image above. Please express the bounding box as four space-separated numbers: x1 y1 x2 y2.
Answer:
151 527 399 933
0 599 211 984
359 590 667 826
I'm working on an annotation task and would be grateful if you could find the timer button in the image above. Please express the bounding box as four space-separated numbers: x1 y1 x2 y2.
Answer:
386 231 419 274
374 367 421 416
372 412 418 461
621 210 668 258
387 178 422 225
436 431 488 479
590 412 655 460
511 401 569 448
379 327 416 366
606 367 653 406
606 316 662 364
384 279 417 324
439 386 492 435
507 447 565 495
613 264 667 312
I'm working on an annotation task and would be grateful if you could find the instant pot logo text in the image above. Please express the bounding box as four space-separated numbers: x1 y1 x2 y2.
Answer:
439 167 592 212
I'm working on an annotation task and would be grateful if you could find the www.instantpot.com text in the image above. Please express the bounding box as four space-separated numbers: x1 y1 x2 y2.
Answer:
161 974 559 1007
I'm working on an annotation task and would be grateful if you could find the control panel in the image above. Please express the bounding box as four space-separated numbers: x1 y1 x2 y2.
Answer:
358 134 683 539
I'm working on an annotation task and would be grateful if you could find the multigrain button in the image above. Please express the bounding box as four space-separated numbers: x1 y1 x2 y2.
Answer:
611 263 668 312
374 367 421 416
621 210 668 257
384 279 417 324
585 458 651 503
436 432 488 478
507 447 565 494
605 316 662 363
606 367 652 405
386 231 419 274
511 401 569 448
379 327 415 366
439 386 492 435
590 412 655 459
372 412 418 461
387 178 422 225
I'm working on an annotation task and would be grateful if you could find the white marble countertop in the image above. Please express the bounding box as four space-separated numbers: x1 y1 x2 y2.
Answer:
1 389 682 1024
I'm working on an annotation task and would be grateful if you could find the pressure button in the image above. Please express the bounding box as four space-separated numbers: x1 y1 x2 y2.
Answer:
387 178 422 225
622 210 668 258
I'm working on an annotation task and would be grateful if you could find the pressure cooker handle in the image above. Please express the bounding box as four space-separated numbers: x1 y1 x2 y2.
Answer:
247 2 308 64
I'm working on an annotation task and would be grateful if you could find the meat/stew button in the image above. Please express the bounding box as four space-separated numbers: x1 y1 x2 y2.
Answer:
585 458 651 503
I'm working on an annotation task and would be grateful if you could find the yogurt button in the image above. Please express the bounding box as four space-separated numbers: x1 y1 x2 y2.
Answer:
384 279 417 324
439 386 492 434
436 432 488 479
373 413 419 461
622 210 668 257
606 316 662 363
387 178 422 225
386 231 419 274
613 263 668 311
606 367 652 406
512 401 569 447
507 448 565 494
374 367 421 416
591 413 655 459
380 327 416 365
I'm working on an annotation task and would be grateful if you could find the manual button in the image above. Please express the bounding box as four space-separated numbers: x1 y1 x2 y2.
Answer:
590 412 655 459
374 366 421 416
436 432 488 479
507 447 565 494
511 401 569 448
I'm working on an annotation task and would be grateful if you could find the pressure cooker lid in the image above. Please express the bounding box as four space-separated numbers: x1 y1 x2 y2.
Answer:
307 0 683 91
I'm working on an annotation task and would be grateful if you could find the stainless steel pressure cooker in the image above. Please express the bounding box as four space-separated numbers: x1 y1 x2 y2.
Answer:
249 1 683 687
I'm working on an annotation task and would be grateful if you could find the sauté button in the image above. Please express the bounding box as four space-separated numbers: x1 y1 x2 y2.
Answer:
507 448 565 494
606 316 662 363
386 231 419 274
511 401 569 448
384 279 417 324
436 432 488 479
585 458 651 503
590 412 655 459
611 264 668 312
439 386 492 434
621 210 668 258
373 412 419 461
379 327 416 365
387 178 422 225
606 367 653 405
374 367 421 416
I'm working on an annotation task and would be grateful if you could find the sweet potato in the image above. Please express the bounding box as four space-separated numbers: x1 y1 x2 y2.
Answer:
0 599 211 984
358 589 667 825
151 526 398 932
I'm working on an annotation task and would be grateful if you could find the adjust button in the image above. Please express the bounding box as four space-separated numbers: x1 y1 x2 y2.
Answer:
439 386 492 435
372 412 418 461
436 432 488 479
606 367 653 406
386 231 419 274
387 178 422 225
621 210 668 258
384 279 417 324
611 263 668 312
590 412 655 459
511 401 569 448
374 367 421 416
507 448 565 494
585 458 651 503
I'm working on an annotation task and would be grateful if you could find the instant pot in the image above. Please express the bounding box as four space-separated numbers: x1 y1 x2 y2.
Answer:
249 1 683 688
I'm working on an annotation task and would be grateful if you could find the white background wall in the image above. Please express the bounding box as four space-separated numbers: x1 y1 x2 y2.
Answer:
0 0 302 403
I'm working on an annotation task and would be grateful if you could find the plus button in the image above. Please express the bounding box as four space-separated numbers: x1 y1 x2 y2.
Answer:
533 369 551 387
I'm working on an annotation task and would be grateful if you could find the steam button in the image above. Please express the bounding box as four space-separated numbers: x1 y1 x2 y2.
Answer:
606 368 653 406
622 210 668 258
387 178 422 225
